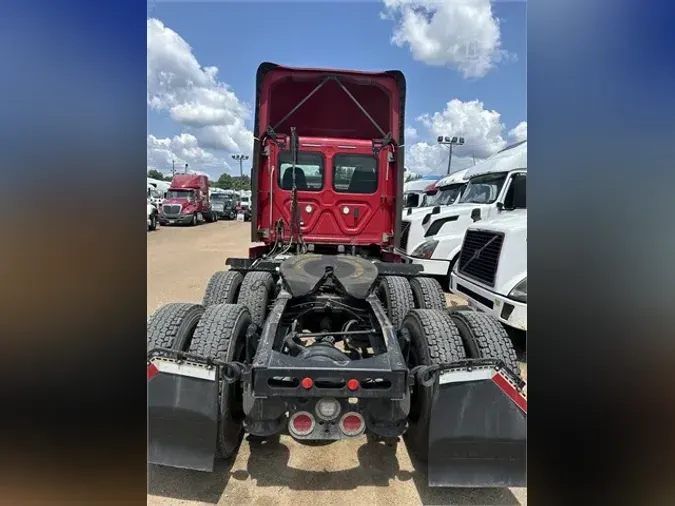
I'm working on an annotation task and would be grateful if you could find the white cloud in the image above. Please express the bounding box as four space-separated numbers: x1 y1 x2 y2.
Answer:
418 98 507 158
381 0 512 78
406 142 476 175
405 126 419 142
508 121 527 142
405 99 525 175
147 18 253 176
147 133 231 176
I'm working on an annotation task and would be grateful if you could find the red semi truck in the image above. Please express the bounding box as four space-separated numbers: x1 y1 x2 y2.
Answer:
158 174 218 226
147 63 526 488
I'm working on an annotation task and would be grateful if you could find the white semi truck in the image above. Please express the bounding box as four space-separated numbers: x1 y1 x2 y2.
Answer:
147 178 170 207
404 140 527 286
402 175 442 211
147 200 158 231
400 168 470 253
451 208 527 332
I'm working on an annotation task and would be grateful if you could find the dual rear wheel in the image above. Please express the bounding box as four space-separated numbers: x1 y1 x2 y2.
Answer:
148 270 276 461
147 301 253 461
375 275 520 460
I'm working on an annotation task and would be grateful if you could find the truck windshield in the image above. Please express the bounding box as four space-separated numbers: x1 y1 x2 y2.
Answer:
427 184 464 206
459 173 508 204
166 189 194 199
211 194 231 202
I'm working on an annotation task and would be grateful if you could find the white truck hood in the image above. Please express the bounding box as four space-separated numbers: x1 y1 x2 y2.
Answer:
402 205 435 220
458 209 527 295
404 202 491 254
472 209 527 233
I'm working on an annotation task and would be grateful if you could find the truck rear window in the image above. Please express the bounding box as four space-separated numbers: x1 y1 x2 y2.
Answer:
333 154 378 194
278 151 324 191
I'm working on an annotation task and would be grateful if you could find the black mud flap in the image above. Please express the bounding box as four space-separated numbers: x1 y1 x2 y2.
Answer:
147 358 219 472
427 364 527 488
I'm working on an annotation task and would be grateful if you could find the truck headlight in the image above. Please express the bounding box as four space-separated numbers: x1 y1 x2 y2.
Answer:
411 240 438 259
508 277 527 303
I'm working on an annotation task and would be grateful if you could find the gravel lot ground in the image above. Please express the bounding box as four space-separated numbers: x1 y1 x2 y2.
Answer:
147 221 527 506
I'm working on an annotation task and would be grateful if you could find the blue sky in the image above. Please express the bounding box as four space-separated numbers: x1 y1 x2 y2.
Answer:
147 1 527 179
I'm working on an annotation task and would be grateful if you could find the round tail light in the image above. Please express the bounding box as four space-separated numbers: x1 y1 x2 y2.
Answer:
315 397 341 421
289 411 315 437
339 412 365 437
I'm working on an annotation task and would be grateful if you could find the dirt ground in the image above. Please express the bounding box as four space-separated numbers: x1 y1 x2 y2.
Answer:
147 221 527 506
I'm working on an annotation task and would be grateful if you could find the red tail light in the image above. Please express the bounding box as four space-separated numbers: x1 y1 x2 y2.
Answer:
289 411 315 436
339 412 365 437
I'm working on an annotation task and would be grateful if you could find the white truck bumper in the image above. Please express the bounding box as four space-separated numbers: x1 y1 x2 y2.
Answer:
451 272 527 332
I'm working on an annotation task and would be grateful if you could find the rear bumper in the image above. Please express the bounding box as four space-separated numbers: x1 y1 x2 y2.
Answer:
147 350 527 486
451 273 527 331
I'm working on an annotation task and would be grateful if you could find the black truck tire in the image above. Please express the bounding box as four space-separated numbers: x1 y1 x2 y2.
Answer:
147 303 205 352
202 270 244 306
376 276 414 330
189 303 252 460
448 309 520 377
401 309 465 461
148 213 157 231
237 271 274 327
409 276 446 310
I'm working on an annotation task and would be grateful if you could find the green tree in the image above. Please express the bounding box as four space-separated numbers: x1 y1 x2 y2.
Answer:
148 169 167 180
214 172 234 189
232 175 251 191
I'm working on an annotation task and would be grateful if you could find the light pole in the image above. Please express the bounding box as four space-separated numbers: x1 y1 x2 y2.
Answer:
437 136 465 175
231 154 249 178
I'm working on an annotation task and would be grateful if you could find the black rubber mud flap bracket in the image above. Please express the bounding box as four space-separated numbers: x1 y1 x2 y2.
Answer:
148 358 219 472
427 365 527 488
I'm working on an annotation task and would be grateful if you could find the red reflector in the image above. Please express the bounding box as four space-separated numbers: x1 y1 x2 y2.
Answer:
346 379 359 391
147 363 159 381
301 377 313 389
492 372 527 414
